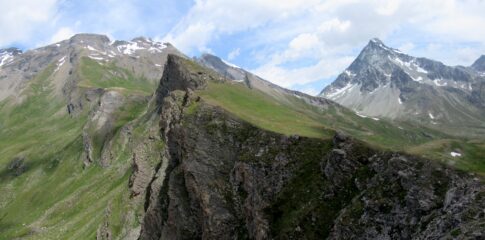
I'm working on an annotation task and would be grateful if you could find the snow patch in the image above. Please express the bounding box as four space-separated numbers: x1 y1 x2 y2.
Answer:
326 82 357 99
344 70 356 77
86 45 98 52
398 97 403 105
154 64 162 67
415 65 428 74
355 112 379 121
411 76 423 82
85 45 114 58
0 53 14 67
222 59 240 69
433 79 447 87
428 112 435 119
117 41 145 55
54 56 67 72
88 56 106 61
450 152 462 157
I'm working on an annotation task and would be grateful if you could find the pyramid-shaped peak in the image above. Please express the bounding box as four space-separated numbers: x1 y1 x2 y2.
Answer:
366 38 393 50
471 55 485 71
370 38 385 44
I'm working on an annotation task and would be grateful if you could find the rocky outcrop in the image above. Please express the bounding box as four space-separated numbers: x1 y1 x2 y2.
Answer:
135 55 485 239
7 156 27 177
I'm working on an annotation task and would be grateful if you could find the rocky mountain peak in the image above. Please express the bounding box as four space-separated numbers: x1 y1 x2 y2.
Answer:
471 55 485 72
0 47 23 67
359 38 401 57
0 47 22 55
68 33 111 45
198 53 233 70
320 38 485 133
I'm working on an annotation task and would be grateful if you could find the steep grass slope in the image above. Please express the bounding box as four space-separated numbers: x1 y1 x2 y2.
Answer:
0 59 155 239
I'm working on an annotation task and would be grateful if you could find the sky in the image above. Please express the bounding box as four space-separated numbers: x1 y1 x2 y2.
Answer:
1 0 485 95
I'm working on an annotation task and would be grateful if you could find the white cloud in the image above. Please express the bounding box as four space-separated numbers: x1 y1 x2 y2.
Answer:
227 48 240 60
162 0 321 52
0 0 59 46
253 56 354 88
300 87 320 96
50 27 75 43
2 0 485 92
375 0 401 16
318 18 351 33
289 33 320 51
398 42 415 53
163 0 485 90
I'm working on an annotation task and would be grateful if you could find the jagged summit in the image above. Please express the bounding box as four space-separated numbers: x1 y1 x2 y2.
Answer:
471 55 485 72
320 38 485 135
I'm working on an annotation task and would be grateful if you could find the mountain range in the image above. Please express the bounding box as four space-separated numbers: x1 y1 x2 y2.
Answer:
320 38 485 137
1 34 485 239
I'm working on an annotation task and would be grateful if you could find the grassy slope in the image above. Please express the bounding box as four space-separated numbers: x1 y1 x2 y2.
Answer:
199 81 485 173
1 56 484 239
0 60 153 239
78 57 156 95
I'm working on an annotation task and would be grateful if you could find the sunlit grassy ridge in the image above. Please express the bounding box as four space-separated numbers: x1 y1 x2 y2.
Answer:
198 80 485 173
199 82 335 139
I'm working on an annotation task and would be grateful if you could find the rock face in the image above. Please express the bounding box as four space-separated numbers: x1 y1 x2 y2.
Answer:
319 38 485 137
135 55 485 239
471 55 485 72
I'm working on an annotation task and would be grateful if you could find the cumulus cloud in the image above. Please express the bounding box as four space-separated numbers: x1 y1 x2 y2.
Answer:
50 27 76 43
163 0 485 90
0 0 59 46
253 56 354 88
227 48 240 60
2 0 485 92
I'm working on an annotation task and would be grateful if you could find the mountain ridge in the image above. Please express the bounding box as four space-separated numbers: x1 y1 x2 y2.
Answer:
1 34 485 239
319 38 485 137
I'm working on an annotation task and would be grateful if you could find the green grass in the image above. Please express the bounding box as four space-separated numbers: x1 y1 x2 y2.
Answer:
1 53 485 239
199 81 446 150
199 81 334 138
408 139 485 174
78 57 155 95
0 61 152 239
197 80 485 174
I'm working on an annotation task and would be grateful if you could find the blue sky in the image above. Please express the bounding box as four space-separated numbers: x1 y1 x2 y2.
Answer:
1 0 485 95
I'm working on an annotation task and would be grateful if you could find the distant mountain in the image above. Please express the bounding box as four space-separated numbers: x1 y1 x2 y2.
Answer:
196 53 336 109
0 33 184 103
320 38 485 136
0 47 22 66
471 55 485 72
2 34 485 239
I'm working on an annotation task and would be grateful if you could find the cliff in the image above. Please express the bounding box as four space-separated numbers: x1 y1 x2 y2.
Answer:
131 55 485 239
